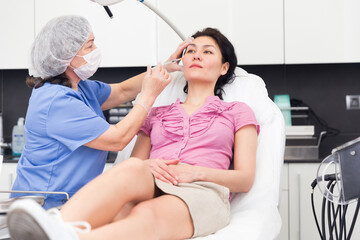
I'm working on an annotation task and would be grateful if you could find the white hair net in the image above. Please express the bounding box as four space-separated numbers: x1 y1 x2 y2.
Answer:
29 15 92 79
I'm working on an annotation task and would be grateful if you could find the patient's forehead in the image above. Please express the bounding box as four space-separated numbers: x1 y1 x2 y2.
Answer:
188 36 219 49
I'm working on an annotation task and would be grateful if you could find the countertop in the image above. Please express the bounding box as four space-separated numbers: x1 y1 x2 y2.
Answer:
2 150 117 164
3 151 319 164
284 158 321 163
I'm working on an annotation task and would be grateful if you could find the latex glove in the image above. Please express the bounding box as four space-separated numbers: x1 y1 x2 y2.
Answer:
145 159 180 185
134 64 171 113
163 37 194 73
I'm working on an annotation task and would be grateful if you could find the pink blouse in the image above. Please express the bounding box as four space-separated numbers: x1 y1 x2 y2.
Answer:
140 96 260 170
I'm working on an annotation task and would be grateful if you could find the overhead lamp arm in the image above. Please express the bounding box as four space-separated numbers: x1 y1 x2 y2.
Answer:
91 0 186 41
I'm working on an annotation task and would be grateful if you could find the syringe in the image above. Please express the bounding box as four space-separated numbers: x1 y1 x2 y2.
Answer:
163 58 182 65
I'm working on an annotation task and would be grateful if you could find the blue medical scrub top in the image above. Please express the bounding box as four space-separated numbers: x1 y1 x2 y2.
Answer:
11 80 111 209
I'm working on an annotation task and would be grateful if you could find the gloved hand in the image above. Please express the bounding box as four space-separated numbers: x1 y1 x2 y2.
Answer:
134 64 171 113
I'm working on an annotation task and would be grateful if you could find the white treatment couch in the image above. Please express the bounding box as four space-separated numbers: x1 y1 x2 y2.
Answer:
115 67 286 240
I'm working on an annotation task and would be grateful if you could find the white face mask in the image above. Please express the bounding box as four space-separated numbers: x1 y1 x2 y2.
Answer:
73 48 102 80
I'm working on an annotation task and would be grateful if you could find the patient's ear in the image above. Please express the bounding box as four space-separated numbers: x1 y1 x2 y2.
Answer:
220 62 230 76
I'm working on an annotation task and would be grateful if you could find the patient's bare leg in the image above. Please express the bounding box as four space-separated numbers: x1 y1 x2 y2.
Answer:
60 157 155 229
112 201 136 221
79 195 194 240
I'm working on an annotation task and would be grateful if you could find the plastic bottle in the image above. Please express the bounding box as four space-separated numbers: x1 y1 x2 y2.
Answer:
12 117 25 156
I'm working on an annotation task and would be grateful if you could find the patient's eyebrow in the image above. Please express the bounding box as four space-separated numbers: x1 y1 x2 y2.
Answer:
188 43 216 49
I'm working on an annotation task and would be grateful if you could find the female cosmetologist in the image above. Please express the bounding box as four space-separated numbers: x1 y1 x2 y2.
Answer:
10 15 191 209
7 28 259 239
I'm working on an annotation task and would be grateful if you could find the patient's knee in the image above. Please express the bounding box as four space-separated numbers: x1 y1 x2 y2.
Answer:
125 157 150 174
113 157 151 179
131 202 156 220
130 202 158 235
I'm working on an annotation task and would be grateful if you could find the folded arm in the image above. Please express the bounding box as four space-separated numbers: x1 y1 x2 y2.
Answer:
169 125 257 193
131 125 257 193
131 131 180 185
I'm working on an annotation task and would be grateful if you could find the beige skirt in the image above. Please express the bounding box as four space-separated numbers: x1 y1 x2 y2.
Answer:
154 178 231 238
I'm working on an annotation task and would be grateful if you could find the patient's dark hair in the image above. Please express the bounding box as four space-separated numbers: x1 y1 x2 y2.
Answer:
183 28 237 100
26 73 72 89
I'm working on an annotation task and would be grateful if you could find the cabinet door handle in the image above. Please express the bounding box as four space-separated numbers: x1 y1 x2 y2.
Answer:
9 172 14 189
297 173 301 240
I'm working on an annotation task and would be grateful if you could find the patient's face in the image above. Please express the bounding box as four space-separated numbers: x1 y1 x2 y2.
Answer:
182 36 228 84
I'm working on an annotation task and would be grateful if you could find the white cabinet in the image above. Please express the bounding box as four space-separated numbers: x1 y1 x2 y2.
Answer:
288 163 320 240
284 0 360 64
156 0 284 65
0 0 35 69
3 0 360 69
231 0 284 65
278 163 289 240
35 0 157 67
0 0 285 68
0 0 157 69
0 162 17 199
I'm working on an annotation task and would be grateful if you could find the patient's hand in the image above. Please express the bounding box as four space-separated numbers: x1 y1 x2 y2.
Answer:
145 159 180 185
163 37 193 73
168 164 201 184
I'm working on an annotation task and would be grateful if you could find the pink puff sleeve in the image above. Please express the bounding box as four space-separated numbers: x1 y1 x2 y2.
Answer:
232 102 260 135
139 108 157 136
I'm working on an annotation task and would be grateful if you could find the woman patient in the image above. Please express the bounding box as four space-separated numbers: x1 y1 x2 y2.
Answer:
7 28 259 240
